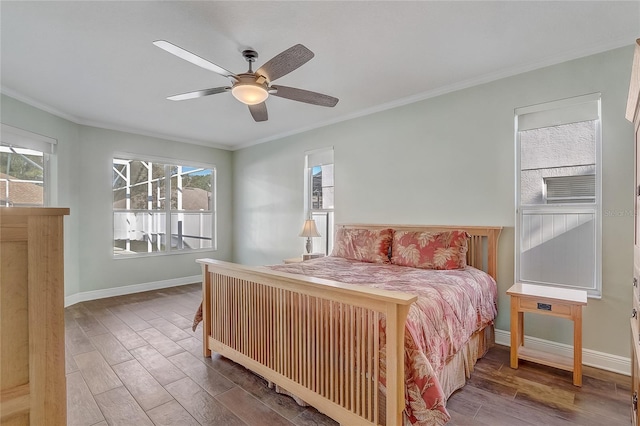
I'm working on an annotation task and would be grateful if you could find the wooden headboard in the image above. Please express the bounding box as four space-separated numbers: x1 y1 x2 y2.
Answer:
336 224 503 280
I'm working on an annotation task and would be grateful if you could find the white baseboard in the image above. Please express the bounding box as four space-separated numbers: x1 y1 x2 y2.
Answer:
495 328 631 376
64 275 201 307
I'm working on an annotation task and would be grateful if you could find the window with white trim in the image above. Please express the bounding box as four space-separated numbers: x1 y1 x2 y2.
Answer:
515 93 602 297
113 156 216 256
305 148 334 255
0 124 56 207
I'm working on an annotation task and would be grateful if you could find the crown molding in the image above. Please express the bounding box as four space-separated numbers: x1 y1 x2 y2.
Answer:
4 37 636 152
1 86 234 151
234 37 636 150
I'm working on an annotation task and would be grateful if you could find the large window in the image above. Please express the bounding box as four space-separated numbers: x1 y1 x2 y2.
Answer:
0 146 44 207
0 124 56 207
515 93 601 296
305 148 334 255
113 157 215 256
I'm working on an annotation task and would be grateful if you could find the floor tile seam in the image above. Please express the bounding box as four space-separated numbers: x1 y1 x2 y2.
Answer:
214 386 294 426
125 346 189 387
144 399 203 426
74 355 124 394
165 374 247 425
164 352 230 396
68 346 98 357
66 370 108 425
113 370 176 413
146 322 193 341
92 384 157 425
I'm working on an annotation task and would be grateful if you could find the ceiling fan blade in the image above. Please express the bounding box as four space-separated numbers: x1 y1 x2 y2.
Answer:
271 85 338 107
167 87 230 101
248 102 268 122
256 44 314 82
153 40 237 81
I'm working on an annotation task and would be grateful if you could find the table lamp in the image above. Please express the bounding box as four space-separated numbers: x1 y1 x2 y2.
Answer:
299 219 321 254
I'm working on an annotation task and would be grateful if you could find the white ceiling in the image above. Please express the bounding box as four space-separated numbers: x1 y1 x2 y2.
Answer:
1 1 638 150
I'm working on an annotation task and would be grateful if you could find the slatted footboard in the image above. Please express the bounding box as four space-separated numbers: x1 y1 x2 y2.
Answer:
197 259 416 426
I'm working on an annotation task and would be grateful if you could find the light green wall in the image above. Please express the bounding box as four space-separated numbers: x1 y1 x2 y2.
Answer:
1 94 233 296
75 125 233 292
1 95 82 296
232 46 636 358
1 45 635 358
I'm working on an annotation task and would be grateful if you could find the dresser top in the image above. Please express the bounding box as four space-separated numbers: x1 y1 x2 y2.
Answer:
0 207 70 216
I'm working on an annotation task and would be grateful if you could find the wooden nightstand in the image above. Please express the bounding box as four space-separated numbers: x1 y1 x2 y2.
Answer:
507 282 587 386
283 257 303 264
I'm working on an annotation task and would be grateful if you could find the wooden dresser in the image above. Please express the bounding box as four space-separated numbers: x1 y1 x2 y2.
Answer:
627 38 640 426
0 207 69 425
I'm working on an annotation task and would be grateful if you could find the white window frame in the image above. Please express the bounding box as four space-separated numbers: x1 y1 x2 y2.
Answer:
1 123 57 206
112 153 217 258
515 93 602 298
304 147 334 255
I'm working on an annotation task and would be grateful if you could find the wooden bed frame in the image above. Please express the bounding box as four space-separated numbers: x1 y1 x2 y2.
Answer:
197 224 502 426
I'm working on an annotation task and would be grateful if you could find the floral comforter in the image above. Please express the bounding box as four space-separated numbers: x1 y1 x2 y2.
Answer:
267 256 498 425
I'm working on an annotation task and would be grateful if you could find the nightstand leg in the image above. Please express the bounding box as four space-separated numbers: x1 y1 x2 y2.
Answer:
573 305 583 386
518 312 524 346
510 296 520 369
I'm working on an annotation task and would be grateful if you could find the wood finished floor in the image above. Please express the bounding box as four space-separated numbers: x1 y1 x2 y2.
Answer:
65 283 631 426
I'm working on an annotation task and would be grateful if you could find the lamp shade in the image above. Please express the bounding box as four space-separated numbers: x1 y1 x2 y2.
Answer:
299 219 321 238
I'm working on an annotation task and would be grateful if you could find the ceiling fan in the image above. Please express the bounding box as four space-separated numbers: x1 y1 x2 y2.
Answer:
153 40 339 122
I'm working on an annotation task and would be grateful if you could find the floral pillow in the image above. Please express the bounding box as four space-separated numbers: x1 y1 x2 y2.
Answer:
391 230 469 270
330 227 393 264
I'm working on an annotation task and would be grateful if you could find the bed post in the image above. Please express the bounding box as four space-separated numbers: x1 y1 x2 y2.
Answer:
201 262 212 358
486 228 501 281
386 303 412 426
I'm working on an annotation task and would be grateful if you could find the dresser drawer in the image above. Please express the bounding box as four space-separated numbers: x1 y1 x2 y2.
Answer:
519 298 572 316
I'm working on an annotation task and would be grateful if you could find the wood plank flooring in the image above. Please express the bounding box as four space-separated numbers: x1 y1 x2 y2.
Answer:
65 283 631 425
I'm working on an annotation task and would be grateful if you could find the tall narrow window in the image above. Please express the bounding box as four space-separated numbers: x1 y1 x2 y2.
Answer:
305 148 334 255
0 124 56 207
113 156 216 256
515 93 601 296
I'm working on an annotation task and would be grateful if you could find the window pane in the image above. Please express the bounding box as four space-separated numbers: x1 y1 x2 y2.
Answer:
113 211 166 255
113 158 216 256
311 166 322 209
0 145 44 207
113 159 166 210
310 212 330 255
311 164 334 210
520 211 595 290
171 212 213 250
321 164 334 209
170 166 213 211
520 120 596 205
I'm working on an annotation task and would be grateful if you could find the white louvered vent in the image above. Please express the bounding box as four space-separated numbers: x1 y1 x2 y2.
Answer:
544 175 595 203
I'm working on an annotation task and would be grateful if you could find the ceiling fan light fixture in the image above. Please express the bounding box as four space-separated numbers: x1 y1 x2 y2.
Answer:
231 83 269 105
